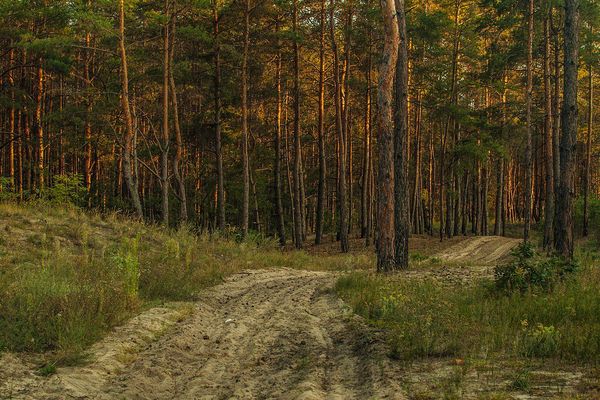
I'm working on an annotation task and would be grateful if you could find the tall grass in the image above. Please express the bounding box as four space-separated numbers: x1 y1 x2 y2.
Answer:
335 250 600 362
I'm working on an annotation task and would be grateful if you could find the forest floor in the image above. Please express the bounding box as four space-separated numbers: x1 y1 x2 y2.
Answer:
3 231 597 400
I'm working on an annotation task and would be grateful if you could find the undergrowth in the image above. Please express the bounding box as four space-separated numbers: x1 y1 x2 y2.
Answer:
335 249 600 362
0 202 370 358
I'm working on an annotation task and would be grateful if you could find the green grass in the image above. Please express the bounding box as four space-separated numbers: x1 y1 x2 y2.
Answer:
335 249 600 362
0 202 370 359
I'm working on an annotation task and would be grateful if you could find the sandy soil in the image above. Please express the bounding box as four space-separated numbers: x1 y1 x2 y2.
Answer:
436 236 521 265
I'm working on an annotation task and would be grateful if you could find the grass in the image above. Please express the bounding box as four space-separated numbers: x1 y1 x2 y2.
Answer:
0 202 371 360
335 249 600 362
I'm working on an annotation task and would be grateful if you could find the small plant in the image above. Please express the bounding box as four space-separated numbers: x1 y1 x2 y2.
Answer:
42 174 87 207
36 363 57 377
410 253 430 262
519 322 561 358
111 237 141 299
509 368 530 391
494 242 578 293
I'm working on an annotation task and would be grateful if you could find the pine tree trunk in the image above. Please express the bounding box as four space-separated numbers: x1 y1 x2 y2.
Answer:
213 0 226 230
274 19 286 246
583 63 592 236
292 0 304 249
240 0 250 236
394 0 409 269
555 0 579 258
118 0 143 218
330 0 348 252
161 0 170 226
35 65 44 192
543 12 554 247
523 0 534 242
361 37 372 240
169 3 188 223
376 0 398 271
84 18 93 195
315 0 326 245
8 48 15 191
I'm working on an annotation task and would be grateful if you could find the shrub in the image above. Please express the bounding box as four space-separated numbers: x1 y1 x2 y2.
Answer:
494 243 578 293
42 174 87 207
518 322 561 358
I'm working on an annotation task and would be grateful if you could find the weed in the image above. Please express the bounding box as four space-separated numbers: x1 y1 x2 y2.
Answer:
509 368 530 391
36 363 57 377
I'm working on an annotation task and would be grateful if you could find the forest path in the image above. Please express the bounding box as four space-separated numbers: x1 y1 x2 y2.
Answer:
436 236 521 265
19 268 405 400
400 236 522 286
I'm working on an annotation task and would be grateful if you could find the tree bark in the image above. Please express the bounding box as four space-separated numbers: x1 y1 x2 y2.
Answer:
583 63 592 236
274 18 286 246
292 0 304 249
118 0 143 218
241 0 250 237
555 0 579 258
161 0 170 226
376 0 398 271
169 2 188 223
361 37 372 242
523 0 534 242
543 11 554 247
394 0 409 269
330 0 349 252
315 0 327 245
213 0 226 230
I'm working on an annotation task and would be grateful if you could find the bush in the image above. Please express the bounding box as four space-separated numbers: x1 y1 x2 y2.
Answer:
42 174 87 207
494 243 578 293
518 322 561 357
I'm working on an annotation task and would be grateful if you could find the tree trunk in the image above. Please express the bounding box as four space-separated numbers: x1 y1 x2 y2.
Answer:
241 0 250 237
583 63 592 236
169 3 188 223
161 0 170 226
543 12 554 247
84 27 93 194
292 0 304 249
35 65 44 192
394 0 409 269
274 18 286 246
8 48 15 191
361 36 372 241
118 0 143 218
555 0 579 258
330 0 348 252
315 0 327 245
376 0 398 271
523 0 534 242
213 0 226 230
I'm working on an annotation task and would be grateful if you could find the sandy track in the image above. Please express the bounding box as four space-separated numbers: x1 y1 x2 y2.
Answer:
436 236 521 265
25 269 405 400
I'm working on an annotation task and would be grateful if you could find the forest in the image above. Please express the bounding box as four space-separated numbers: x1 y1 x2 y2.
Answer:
1 0 600 398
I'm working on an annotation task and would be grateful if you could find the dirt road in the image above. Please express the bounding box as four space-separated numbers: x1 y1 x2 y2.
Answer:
436 236 520 264
7 269 405 400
